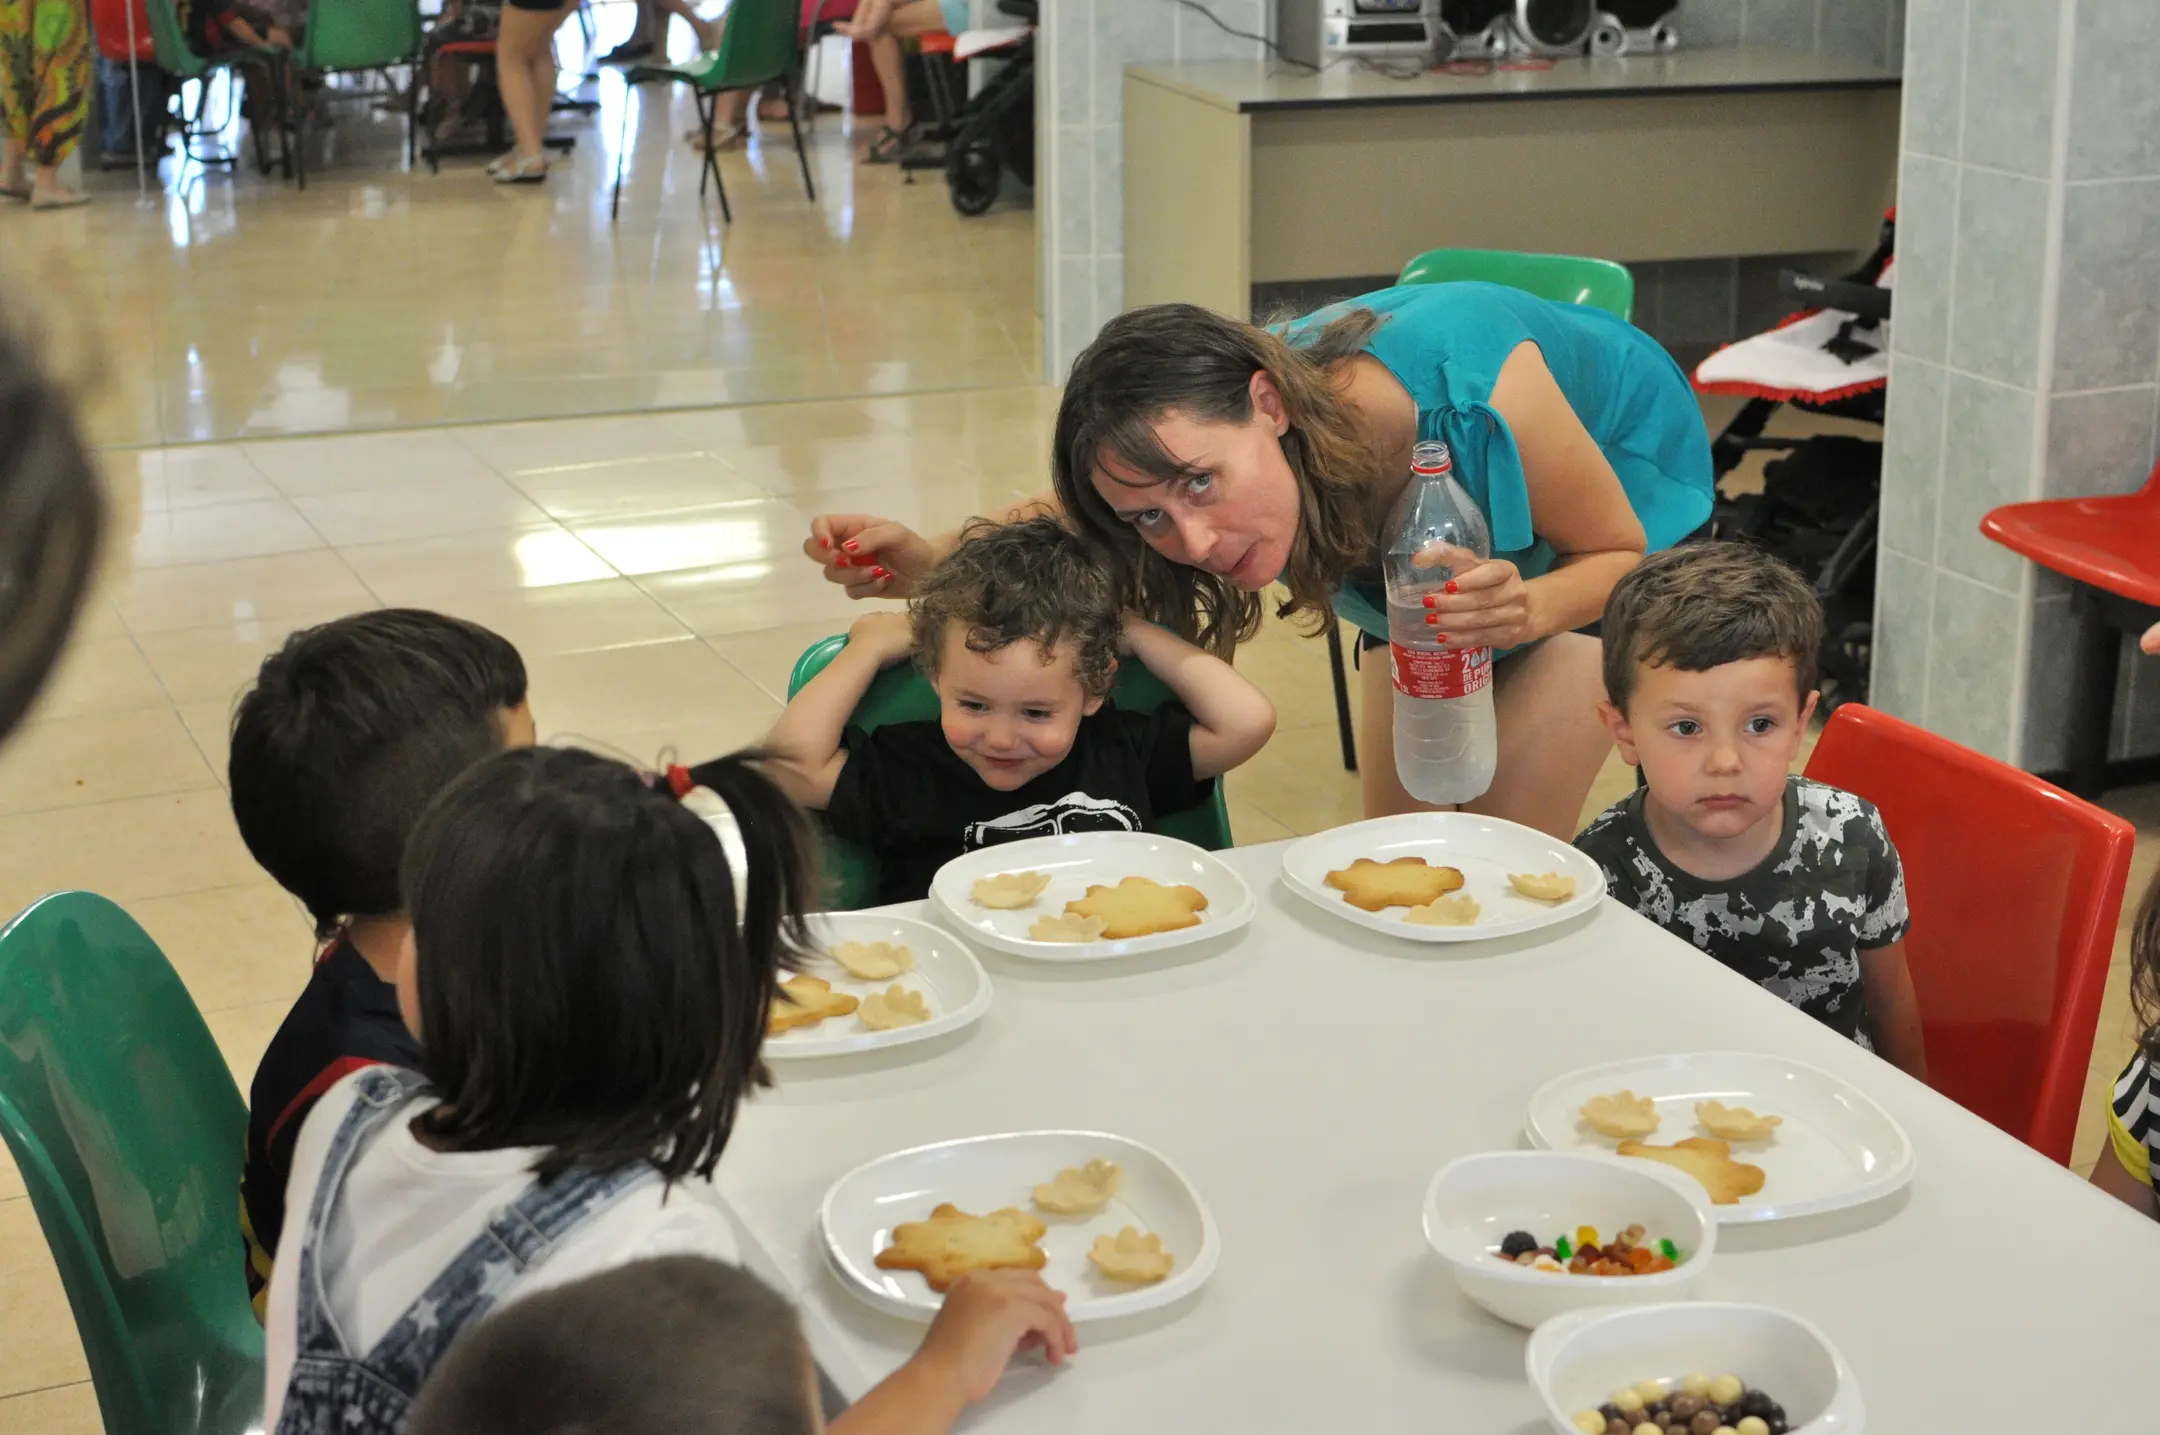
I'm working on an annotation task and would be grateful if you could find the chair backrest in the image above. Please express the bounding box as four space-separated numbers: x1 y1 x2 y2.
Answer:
0 892 263 1435
1397 248 1635 322
297 0 419 74
1802 704 2138 1164
704 0 800 89
786 634 1235 910
142 0 210 80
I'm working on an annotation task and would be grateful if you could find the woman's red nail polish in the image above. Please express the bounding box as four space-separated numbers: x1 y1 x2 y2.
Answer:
873 566 891 580
1444 580 1459 595
820 537 832 549
1422 593 1437 608
1437 633 1449 642
843 539 859 553
1425 614 1439 625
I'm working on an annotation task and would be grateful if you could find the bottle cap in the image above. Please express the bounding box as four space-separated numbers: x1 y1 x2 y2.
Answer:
1411 440 1453 476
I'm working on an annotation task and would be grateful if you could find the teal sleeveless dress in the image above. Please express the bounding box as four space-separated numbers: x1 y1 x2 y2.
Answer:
1284 282 1714 650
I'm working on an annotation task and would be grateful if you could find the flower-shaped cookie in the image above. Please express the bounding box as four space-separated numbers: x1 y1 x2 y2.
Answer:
1088 1227 1175 1284
1507 871 1577 903
972 870 1051 909
831 940 914 981
1032 1158 1121 1215
857 986 931 1031
1404 893 1480 927
1694 1099 1783 1142
769 976 859 1035
1579 1089 1661 1140
1027 912 1108 943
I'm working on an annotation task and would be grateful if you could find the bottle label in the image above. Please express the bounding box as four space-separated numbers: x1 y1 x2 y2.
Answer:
1390 642 1491 701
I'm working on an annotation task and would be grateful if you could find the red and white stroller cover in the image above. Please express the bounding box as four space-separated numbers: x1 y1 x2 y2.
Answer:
1693 259 1892 405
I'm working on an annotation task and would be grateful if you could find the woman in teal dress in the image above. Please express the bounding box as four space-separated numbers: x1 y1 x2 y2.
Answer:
797 282 1714 837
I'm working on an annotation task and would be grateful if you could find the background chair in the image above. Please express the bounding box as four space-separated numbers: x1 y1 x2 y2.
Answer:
1802 703 2137 1165
143 0 287 176
1317 249 1636 774
286 0 424 187
0 892 263 1435
613 0 813 224
1980 457 2160 800
786 634 1234 910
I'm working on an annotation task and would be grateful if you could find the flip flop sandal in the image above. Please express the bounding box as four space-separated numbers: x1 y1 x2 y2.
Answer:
862 126 906 164
688 122 747 153
493 152 548 184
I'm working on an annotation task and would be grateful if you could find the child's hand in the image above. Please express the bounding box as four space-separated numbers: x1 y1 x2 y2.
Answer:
916 1270 1077 1405
846 611 914 667
807 514 937 600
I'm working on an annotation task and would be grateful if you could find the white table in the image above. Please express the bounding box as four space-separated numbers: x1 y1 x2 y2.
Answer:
718 841 2157 1431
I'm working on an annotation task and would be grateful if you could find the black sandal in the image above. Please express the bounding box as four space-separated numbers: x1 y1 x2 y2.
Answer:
863 126 906 164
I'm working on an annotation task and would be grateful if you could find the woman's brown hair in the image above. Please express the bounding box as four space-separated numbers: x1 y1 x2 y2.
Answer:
2129 870 2160 1062
1051 303 1389 660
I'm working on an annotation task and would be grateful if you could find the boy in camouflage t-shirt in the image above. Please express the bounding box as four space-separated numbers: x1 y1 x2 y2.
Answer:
1574 544 1927 1078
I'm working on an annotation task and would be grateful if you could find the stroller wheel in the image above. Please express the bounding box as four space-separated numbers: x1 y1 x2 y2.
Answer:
947 145 1000 217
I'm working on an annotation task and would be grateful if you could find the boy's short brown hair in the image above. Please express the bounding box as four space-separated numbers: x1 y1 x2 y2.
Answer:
1600 542 1824 713
408 1256 818 1435
910 516 1121 697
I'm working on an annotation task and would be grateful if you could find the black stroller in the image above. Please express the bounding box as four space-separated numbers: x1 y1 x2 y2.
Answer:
1698 215 1896 713
941 0 1033 215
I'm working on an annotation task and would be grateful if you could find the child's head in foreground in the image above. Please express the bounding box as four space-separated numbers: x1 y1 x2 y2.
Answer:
910 516 1122 791
407 1256 819 1435
229 609 534 940
398 745 816 1181
1596 542 1824 844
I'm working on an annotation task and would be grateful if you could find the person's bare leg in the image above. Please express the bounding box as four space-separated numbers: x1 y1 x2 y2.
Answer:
652 0 718 52
30 162 80 205
857 31 908 151
834 0 892 39
1357 631 1611 837
496 0 575 164
1 138 26 193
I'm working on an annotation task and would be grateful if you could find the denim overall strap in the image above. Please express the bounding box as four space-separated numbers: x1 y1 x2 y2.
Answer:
356 1157 663 1395
283 1066 435 1366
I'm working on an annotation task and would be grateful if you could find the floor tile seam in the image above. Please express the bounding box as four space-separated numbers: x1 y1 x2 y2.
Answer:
0 1376 93 1401
693 634 790 711
0 768 225 822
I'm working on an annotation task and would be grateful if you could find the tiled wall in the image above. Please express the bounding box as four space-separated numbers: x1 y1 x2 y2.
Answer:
1037 0 1907 379
1677 0 1906 65
1875 0 2160 768
1038 0 1268 381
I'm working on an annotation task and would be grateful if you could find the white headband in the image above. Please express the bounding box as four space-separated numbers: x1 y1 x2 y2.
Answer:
668 768 752 921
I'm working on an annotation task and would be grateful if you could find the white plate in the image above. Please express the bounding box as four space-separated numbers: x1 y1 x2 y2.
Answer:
1524 1052 1916 1224
927 832 1255 961
1277 812 1607 943
819 1129 1221 1323
763 912 991 1060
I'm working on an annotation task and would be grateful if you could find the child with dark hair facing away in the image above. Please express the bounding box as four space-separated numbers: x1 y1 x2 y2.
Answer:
230 609 534 1316
767 517 1276 904
408 1257 822 1435
1574 543 1927 1077
2092 863 2160 1217
265 746 1078 1435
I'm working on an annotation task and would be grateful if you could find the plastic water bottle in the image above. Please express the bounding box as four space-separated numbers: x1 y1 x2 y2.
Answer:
1383 440 1497 805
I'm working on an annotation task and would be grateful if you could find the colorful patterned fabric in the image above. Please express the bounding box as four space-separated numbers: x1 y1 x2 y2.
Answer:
0 0 90 167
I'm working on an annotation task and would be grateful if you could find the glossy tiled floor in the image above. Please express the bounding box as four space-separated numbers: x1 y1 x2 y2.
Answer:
0 3 1039 449
0 391 2154 1427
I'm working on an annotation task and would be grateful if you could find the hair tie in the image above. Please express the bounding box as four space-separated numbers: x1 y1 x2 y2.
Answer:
669 766 751 922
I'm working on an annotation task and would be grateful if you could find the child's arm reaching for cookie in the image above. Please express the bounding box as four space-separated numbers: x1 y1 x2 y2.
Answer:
829 1271 1078 1435
763 612 913 809
1118 615 1275 779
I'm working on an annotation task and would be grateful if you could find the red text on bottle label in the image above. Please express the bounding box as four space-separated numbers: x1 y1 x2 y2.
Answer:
1391 642 1492 701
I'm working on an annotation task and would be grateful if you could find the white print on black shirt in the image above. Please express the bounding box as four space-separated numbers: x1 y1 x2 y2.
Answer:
962 792 1141 849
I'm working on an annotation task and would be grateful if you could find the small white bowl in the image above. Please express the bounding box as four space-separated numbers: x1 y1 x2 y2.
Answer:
1422 1151 1714 1329
1526 1302 1865 1435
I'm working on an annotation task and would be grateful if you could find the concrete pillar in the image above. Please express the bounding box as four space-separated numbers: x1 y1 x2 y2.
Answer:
1876 0 2160 767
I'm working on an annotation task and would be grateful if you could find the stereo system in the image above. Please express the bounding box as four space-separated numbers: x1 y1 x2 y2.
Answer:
1274 0 1679 69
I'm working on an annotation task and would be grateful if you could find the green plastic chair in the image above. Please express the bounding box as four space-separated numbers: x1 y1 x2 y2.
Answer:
611 0 815 223
786 635 1236 910
0 892 263 1435
287 0 423 187
1396 247 1636 322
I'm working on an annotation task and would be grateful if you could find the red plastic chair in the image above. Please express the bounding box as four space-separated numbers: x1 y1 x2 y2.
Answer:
1980 458 2160 798
1803 703 2137 1164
